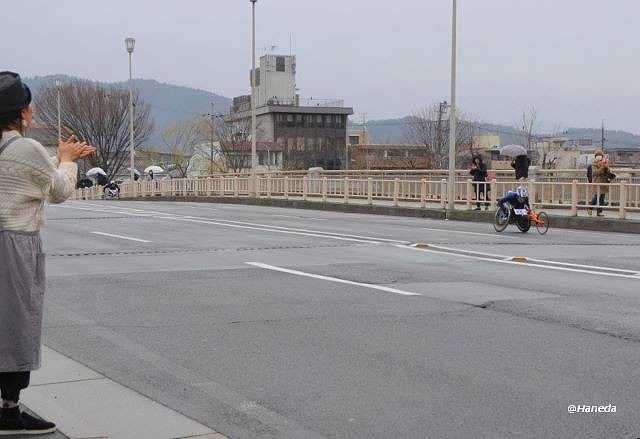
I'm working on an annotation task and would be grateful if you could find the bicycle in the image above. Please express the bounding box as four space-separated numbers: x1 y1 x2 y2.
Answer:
494 204 549 234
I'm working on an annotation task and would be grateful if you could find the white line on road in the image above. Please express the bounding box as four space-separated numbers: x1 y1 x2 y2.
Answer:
246 262 421 296
60 203 389 244
421 227 518 239
396 244 640 280
90 231 152 243
169 216 382 244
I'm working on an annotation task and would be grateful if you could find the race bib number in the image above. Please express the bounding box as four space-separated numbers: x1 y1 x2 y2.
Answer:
513 209 528 215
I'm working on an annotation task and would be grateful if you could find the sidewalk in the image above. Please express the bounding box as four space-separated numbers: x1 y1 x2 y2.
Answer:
18 347 226 439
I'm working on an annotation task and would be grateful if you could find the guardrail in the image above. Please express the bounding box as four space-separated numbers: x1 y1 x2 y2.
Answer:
73 177 640 220
201 168 640 184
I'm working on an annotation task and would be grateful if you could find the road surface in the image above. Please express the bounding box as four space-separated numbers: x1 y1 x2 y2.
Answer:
37 200 640 438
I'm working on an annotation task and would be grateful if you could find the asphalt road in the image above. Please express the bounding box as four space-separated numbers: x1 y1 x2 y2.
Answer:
39 200 640 439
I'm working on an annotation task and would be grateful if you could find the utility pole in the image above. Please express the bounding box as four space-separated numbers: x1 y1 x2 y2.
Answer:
601 120 606 151
447 0 457 210
361 113 368 170
210 102 215 174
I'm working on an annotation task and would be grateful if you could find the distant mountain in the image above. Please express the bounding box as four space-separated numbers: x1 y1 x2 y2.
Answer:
350 118 640 149
26 75 232 148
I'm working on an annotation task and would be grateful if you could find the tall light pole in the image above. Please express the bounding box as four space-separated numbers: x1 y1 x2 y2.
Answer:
250 0 258 195
54 79 61 143
125 37 136 184
447 0 457 210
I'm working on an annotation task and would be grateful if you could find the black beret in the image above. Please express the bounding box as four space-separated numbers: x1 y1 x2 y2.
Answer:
0 71 32 112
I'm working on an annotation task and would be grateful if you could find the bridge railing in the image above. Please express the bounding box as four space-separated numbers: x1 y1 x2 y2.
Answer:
73 177 640 220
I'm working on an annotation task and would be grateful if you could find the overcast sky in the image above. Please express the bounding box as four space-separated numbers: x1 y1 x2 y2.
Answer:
7 0 639 133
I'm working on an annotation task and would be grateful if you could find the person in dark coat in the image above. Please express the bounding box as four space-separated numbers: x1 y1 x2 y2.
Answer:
469 155 489 210
511 155 531 180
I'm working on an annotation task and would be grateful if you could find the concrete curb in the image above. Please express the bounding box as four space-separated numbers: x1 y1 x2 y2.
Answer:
122 196 640 234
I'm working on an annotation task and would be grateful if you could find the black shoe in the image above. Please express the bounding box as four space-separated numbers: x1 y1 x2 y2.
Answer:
0 406 56 435
473 207 481 211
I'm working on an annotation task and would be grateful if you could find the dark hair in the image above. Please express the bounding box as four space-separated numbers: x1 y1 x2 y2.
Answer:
0 109 24 134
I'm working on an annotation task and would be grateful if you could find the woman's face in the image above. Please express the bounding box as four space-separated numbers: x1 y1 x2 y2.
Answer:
21 105 34 128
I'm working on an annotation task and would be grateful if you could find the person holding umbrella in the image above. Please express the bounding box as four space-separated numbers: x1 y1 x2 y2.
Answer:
0 72 95 435
499 145 530 181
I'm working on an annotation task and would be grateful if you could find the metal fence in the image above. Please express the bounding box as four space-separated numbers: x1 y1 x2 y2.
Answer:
73 176 640 220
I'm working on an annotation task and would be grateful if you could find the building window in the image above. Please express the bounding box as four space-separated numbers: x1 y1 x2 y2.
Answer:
258 152 265 165
325 115 334 129
286 114 294 128
295 114 303 128
349 135 359 146
276 56 285 72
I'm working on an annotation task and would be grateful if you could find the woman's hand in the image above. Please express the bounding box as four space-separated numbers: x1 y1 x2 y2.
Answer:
58 135 96 162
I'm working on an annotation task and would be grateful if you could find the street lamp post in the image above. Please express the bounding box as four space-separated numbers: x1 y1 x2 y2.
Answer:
125 37 136 184
54 79 61 143
250 0 258 196
447 0 457 210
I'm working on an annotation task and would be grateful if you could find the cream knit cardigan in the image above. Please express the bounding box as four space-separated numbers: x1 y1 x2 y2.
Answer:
0 130 77 232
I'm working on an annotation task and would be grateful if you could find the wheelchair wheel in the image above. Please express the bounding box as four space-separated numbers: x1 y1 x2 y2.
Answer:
535 211 549 235
516 215 531 233
493 208 510 232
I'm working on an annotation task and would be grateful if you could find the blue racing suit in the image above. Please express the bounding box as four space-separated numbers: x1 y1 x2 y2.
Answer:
498 191 530 215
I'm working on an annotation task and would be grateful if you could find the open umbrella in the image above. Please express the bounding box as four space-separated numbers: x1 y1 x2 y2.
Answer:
144 165 164 174
499 144 527 157
86 167 107 177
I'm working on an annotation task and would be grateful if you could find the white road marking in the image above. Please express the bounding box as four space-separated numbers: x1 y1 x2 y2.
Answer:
59 203 390 244
168 216 382 244
421 227 518 239
246 262 421 296
396 244 640 280
90 231 152 243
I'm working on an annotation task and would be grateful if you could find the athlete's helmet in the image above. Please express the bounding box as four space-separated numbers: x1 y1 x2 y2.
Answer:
516 186 529 200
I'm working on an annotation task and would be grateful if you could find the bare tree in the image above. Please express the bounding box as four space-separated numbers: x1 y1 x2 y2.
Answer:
518 107 538 152
406 103 477 169
214 117 261 173
161 118 201 178
35 79 153 180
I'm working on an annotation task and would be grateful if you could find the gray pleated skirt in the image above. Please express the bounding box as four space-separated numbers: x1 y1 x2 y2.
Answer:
0 226 45 372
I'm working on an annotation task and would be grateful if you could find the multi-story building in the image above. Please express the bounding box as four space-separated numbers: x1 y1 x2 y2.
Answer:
228 54 353 170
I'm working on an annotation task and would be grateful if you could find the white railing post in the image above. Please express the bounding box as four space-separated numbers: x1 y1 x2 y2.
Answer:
466 179 473 210
344 177 349 204
207 177 213 196
490 180 497 209
322 177 328 202
267 176 272 199
234 176 239 197
368 178 374 206
528 179 537 209
619 181 627 219
420 178 427 208
570 179 578 216
393 178 400 207
303 176 308 200
440 179 447 209
284 176 289 199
